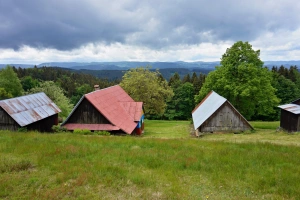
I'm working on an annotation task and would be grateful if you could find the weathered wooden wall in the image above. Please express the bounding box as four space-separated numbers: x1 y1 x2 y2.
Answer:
0 107 58 132
280 109 300 132
0 107 20 131
199 102 251 132
26 114 58 132
67 98 110 124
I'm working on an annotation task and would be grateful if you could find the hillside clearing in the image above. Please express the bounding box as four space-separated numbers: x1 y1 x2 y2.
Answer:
1 120 300 199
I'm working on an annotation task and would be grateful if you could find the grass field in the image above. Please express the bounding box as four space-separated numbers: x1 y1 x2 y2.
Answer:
1 120 300 199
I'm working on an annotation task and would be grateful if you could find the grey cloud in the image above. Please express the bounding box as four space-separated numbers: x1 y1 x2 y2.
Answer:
0 0 299 50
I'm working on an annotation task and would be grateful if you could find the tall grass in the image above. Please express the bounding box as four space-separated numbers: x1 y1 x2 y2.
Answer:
1 128 300 199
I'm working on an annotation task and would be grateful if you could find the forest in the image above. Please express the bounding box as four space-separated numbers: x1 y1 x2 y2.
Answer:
0 41 299 122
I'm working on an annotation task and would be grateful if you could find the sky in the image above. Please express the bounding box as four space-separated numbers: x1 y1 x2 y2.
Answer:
0 0 300 64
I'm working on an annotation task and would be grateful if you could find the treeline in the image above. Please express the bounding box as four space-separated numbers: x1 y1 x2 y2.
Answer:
163 72 206 120
1 64 299 121
12 66 119 105
271 65 300 107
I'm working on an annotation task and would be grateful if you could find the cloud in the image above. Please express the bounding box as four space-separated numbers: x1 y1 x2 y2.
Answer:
0 0 299 62
1 0 299 50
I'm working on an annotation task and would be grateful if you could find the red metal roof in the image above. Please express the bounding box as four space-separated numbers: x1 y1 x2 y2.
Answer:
0 92 61 127
62 85 143 134
63 123 120 131
120 102 143 121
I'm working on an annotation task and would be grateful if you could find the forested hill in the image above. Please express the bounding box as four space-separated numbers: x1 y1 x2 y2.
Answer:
4 60 300 80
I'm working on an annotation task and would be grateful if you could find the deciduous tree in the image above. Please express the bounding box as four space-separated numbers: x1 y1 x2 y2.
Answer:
28 81 73 119
120 67 174 116
195 41 279 120
0 65 23 97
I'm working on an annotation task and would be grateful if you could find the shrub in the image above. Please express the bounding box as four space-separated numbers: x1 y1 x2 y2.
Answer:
17 127 27 132
94 131 111 136
52 125 68 133
73 129 91 135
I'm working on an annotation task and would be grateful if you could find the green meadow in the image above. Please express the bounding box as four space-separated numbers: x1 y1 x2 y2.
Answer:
1 120 300 199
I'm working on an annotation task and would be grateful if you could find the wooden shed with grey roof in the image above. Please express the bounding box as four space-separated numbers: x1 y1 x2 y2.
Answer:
278 101 300 132
0 92 61 132
192 91 253 134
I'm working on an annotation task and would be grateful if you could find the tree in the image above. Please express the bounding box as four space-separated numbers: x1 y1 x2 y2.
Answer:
165 82 195 120
119 67 174 116
70 83 93 105
0 65 23 97
0 88 13 100
28 81 73 119
195 41 279 120
168 72 181 87
182 73 191 83
272 74 300 104
21 76 39 91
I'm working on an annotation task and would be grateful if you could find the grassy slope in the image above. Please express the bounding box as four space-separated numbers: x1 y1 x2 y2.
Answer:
1 120 300 199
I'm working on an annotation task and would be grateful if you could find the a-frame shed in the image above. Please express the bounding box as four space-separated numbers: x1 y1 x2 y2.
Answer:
192 91 253 133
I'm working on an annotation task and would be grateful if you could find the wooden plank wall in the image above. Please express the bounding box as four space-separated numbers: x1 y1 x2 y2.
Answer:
67 98 110 124
0 107 20 131
280 109 299 132
200 102 251 132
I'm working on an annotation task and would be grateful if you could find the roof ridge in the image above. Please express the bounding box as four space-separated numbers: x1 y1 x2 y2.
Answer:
85 84 119 96
0 92 46 102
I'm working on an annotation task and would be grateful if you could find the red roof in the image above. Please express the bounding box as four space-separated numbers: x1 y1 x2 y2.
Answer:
63 124 120 131
62 85 143 134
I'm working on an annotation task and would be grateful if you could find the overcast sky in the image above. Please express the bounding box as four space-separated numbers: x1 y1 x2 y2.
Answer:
0 0 299 64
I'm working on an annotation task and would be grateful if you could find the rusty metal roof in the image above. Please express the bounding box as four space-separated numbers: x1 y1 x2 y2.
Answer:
62 85 143 134
278 104 300 114
192 91 252 130
0 92 61 127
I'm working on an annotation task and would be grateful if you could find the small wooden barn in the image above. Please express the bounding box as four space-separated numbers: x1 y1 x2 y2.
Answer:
61 85 144 135
0 92 61 132
278 102 300 132
192 91 253 133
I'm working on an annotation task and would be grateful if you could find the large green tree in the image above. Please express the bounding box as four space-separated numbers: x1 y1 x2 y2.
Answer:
0 65 23 98
195 41 279 120
28 81 73 119
120 67 174 116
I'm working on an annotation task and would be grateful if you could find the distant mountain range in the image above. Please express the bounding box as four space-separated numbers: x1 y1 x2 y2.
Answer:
1 61 299 71
1 61 300 80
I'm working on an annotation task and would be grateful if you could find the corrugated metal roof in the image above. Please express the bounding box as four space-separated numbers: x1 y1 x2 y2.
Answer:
278 104 300 114
192 91 226 130
63 123 120 131
62 85 143 134
0 92 61 127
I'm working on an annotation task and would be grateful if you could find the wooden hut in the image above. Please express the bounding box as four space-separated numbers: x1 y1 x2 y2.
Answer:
192 91 253 134
0 92 61 132
278 103 300 132
61 85 144 135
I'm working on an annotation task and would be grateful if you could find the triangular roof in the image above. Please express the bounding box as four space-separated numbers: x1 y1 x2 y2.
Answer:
0 92 61 127
62 85 143 134
192 91 252 130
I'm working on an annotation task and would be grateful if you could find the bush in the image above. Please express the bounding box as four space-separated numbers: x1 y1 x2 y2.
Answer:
52 125 68 133
73 129 91 135
17 127 27 132
94 131 111 136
